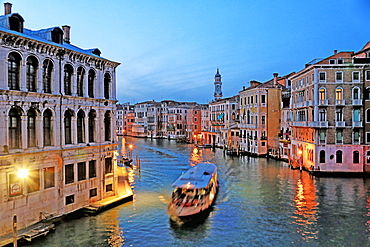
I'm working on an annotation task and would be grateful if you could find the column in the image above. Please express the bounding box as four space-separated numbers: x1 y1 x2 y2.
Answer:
21 115 27 149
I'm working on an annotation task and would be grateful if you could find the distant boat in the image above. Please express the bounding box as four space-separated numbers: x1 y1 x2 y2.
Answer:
168 162 218 223
195 144 213 148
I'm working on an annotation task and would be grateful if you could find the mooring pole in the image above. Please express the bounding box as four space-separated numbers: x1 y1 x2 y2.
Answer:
13 214 17 247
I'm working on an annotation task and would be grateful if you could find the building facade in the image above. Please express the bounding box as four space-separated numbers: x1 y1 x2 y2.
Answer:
0 3 122 236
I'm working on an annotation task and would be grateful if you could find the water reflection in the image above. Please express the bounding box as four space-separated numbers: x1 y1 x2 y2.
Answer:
292 172 318 241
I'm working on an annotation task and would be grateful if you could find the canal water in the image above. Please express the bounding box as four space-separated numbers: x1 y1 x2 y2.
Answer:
23 137 370 246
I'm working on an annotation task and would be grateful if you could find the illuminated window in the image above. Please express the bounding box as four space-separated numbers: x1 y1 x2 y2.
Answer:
27 169 40 193
319 88 326 100
44 167 55 189
336 88 343 100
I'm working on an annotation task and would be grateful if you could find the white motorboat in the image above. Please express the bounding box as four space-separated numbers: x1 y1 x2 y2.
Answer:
168 162 218 220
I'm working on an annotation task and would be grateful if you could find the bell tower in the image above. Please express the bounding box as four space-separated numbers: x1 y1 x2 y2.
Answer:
214 68 222 100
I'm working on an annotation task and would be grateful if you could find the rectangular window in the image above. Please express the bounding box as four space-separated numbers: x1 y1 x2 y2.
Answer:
66 194 74 205
9 173 22 196
89 160 97 178
319 131 326 144
319 72 326 82
90 188 97 198
106 184 113 192
77 162 86 181
261 116 265 124
367 132 370 143
44 167 55 189
354 131 360 143
336 72 343 82
105 157 113 174
353 71 360 82
336 131 343 144
366 71 370 81
338 59 343 64
27 169 40 193
329 59 336 64
261 95 266 104
65 164 74 184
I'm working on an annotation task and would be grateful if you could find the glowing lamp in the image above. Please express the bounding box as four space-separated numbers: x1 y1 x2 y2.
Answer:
18 169 28 178
298 149 303 156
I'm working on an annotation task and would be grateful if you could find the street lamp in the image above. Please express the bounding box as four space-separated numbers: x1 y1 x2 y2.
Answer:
17 169 28 179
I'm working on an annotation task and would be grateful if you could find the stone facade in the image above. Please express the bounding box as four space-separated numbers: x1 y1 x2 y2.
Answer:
0 4 120 236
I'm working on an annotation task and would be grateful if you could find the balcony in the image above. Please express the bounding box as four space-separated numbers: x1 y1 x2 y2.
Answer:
353 121 363 128
308 121 328 127
352 99 362 105
318 99 328 106
335 121 345 127
335 99 346 106
292 121 308 127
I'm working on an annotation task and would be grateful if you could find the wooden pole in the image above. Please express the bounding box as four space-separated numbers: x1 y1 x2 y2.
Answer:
13 214 17 247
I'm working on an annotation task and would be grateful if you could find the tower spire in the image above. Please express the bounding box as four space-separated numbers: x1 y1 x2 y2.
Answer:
214 68 222 100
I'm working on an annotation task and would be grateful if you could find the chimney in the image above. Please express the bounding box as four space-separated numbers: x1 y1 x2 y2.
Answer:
334 50 338 55
62 25 70 43
273 73 279 86
4 2 12 15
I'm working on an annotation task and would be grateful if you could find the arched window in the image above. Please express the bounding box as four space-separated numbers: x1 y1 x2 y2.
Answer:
319 150 325 163
367 109 370 123
26 56 38 92
336 88 343 100
353 87 360 100
43 109 52 146
64 110 73 144
319 88 326 100
77 67 85 97
336 150 343 163
88 110 96 142
353 151 360 164
27 109 37 147
64 64 73 95
104 111 111 141
104 73 111 99
365 87 370 100
9 108 22 149
43 59 53 93
77 110 85 143
88 69 95 98
8 52 21 90
353 109 360 122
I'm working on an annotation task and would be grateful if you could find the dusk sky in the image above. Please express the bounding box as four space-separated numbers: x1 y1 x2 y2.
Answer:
8 0 370 104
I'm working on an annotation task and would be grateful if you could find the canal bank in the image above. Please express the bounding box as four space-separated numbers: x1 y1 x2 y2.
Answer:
0 166 133 247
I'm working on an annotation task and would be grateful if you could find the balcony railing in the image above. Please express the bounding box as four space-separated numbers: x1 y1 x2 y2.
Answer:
335 121 345 127
335 99 346 105
352 99 362 105
318 99 328 106
353 121 362 127
308 121 328 127
292 121 308 127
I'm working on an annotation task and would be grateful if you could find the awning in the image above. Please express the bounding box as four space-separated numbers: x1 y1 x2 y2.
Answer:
217 113 224 120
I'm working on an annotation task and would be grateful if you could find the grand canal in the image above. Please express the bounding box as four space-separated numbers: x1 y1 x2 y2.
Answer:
24 137 370 246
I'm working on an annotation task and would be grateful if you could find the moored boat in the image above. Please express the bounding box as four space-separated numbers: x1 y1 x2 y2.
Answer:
168 162 218 222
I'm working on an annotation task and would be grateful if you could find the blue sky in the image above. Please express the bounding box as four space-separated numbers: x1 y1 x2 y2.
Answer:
7 0 370 104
